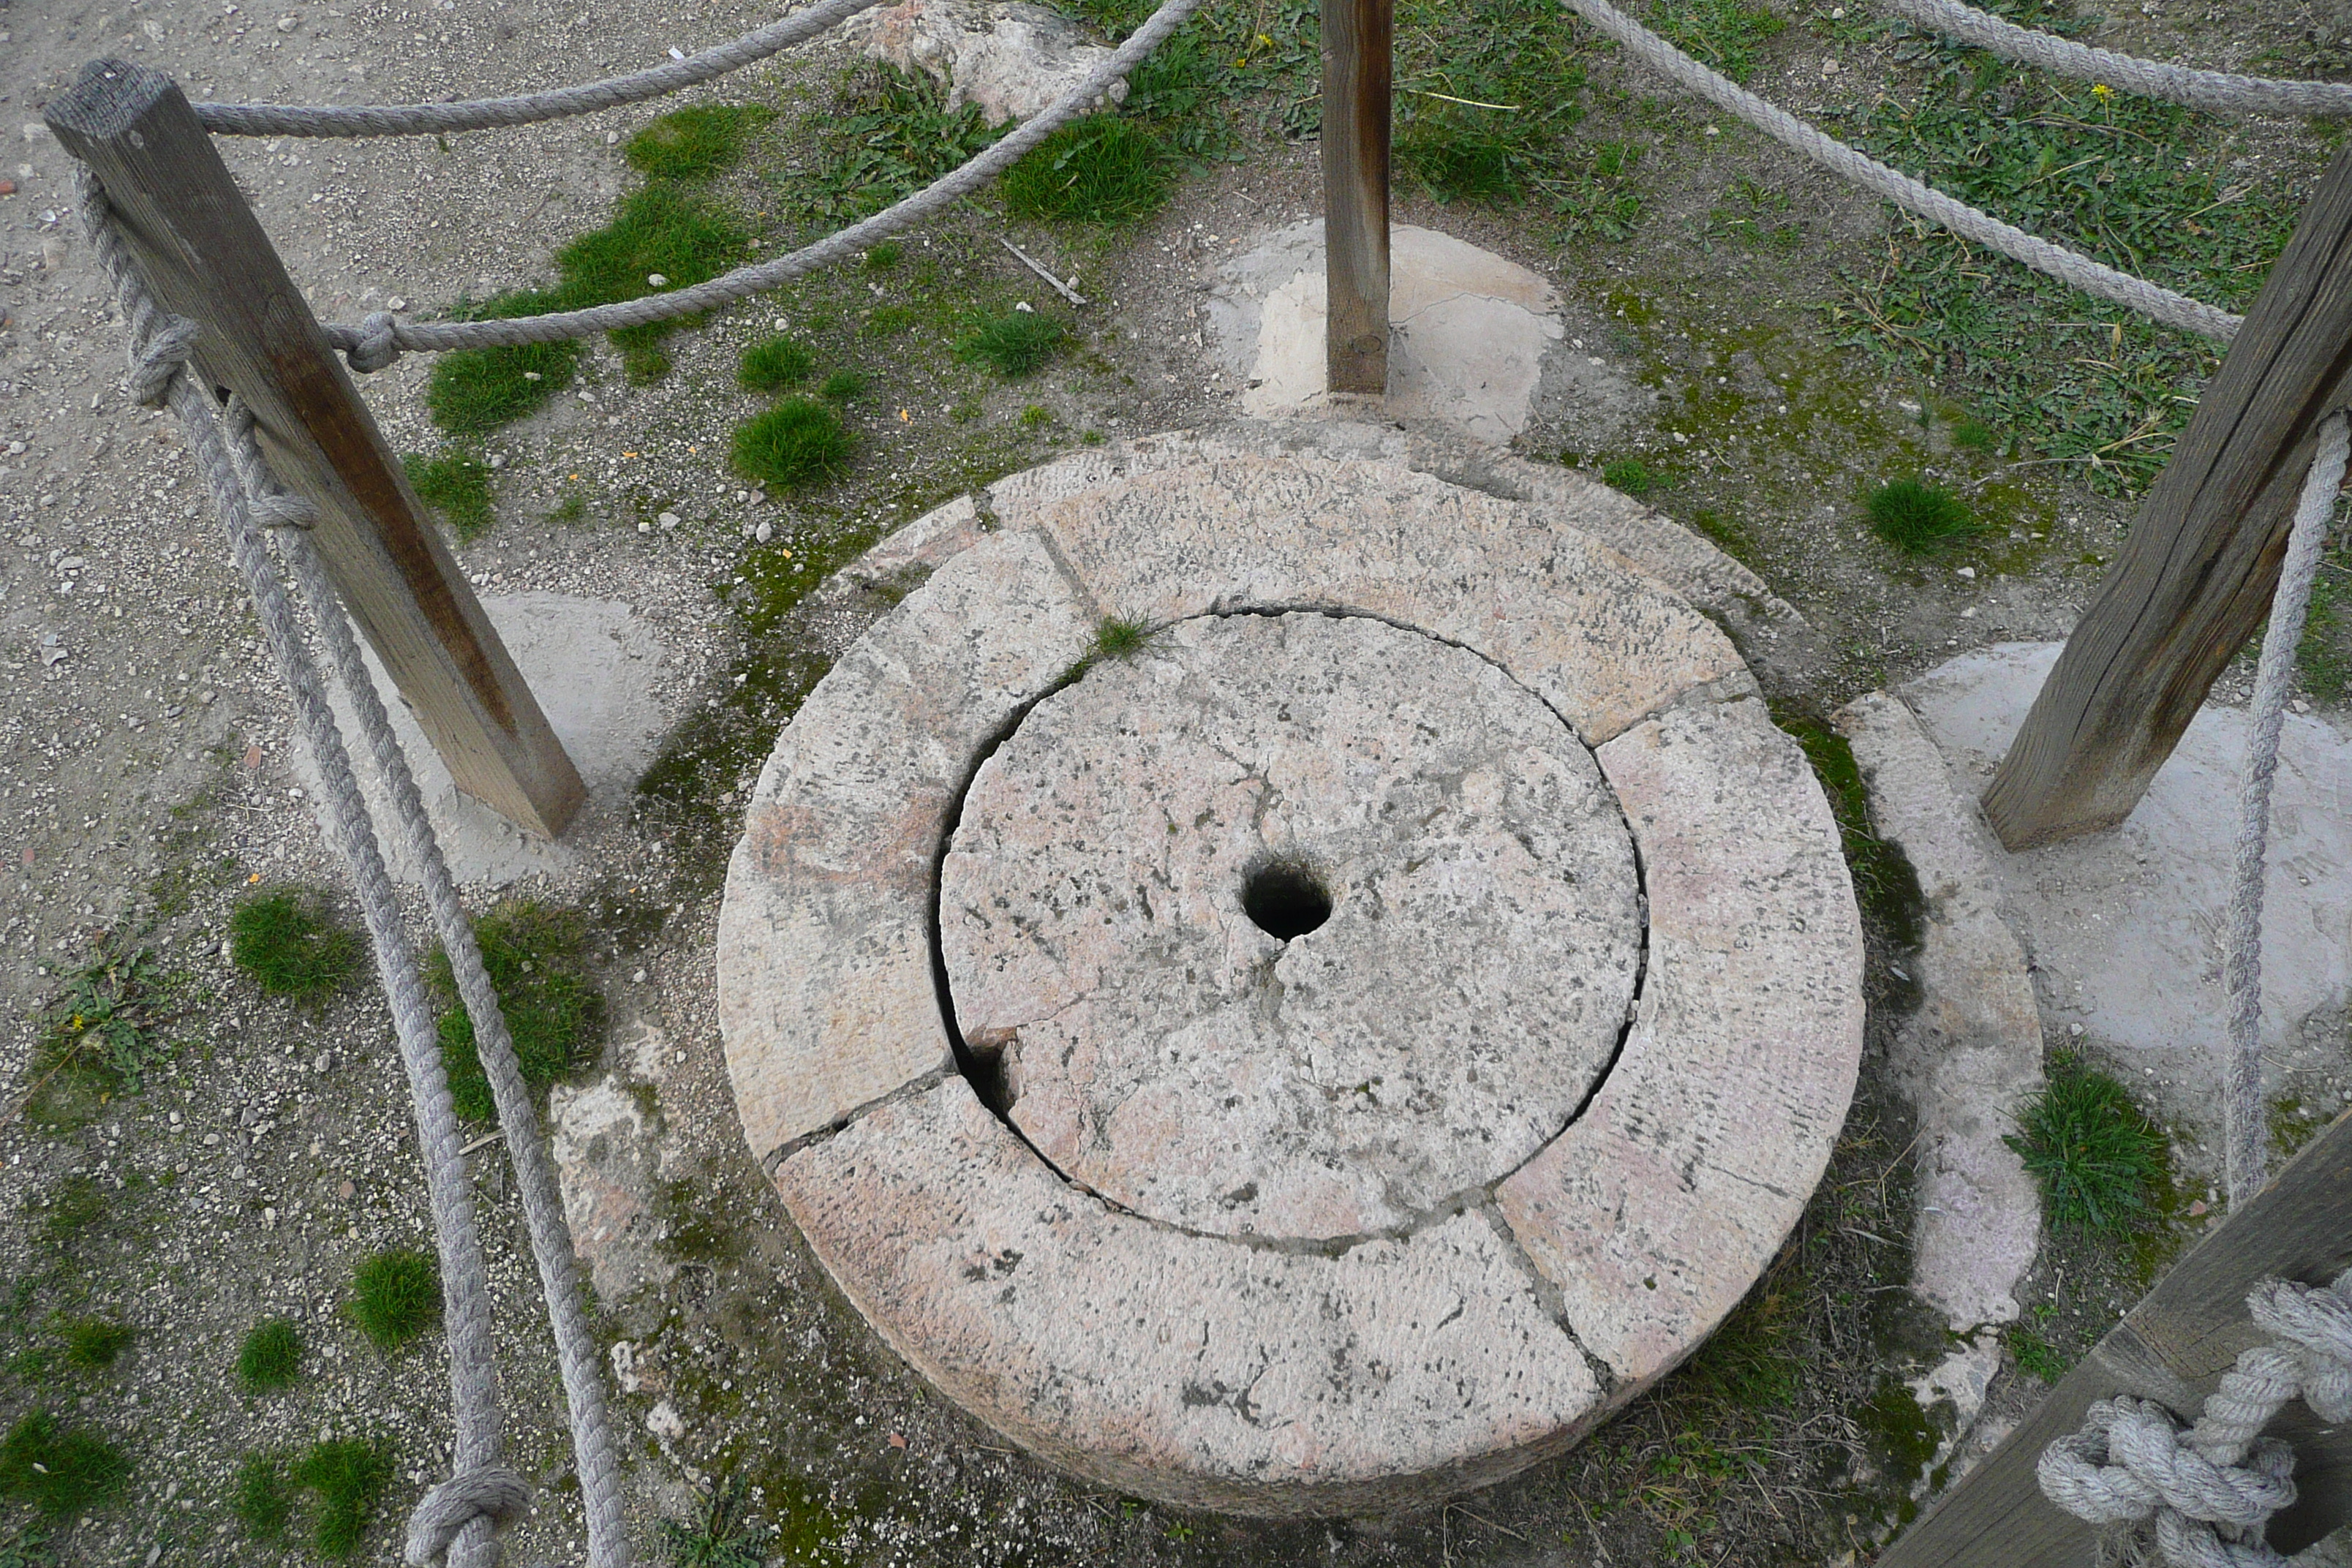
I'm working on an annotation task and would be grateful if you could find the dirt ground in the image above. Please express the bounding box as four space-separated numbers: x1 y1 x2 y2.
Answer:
1 0 2348 1561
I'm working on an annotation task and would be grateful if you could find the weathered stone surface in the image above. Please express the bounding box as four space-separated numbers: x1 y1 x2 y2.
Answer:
717 532 1094 1161
773 1078 1603 1515
841 0 1128 126
941 613 1640 1239
1498 696 1863 1387
1025 454 1751 744
1836 692 2041 1332
549 1075 674 1304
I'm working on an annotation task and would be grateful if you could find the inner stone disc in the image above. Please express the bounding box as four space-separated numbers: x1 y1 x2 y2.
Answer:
938 612 1642 1240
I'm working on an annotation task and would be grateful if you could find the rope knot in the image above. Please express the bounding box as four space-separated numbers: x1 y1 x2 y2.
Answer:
131 315 201 407
348 311 402 374
405 1463 531 1566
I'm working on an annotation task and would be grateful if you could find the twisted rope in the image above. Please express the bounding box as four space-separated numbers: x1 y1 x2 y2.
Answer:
78 161 632 1567
317 0 1207 367
2222 412 2349 1207
1880 0 2352 118
1560 0 2243 342
195 0 882 137
2040 1271 2352 1567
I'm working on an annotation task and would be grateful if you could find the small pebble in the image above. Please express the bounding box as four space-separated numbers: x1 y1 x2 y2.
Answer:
0 181 15 196
647 273 668 287
606 130 620 145
657 510 680 529
1956 565 1976 579
754 521 774 544
632 969 648 984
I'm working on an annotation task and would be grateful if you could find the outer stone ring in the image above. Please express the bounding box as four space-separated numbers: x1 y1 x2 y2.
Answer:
717 429 1864 1515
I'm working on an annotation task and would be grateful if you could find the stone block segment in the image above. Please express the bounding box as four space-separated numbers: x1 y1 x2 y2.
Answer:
772 1077 1605 1516
1024 454 1752 744
717 532 1095 1161
1498 697 1863 1388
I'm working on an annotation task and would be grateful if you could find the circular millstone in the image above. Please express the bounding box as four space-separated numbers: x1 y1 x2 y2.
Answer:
941 612 1642 1240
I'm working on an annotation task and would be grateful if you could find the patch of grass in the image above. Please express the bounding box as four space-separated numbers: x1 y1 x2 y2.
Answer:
1646 0 1784 83
233 1453 293 1541
1601 456 1663 497
957 311 1066 378
402 450 497 541
348 1249 440 1352
862 241 902 271
24 935 175 1123
731 399 854 491
2269 1093 2333 1162
425 290 583 437
1865 478 1978 554
860 304 920 338
737 336 814 393
548 491 588 525
0 1412 131 1518
2005 1049 2168 1232
1770 702 1924 951
238 1317 304 1393
1019 404 1054 428
1951 418 1997 451
658 1471 770 1568
1394 0 1589 207
28 1178 106 1250
1094 617 1150 659
1002 116 1175 224
624 104 774 181
2300 551 2350 703
230 887 363 1005
2008 1313 2068 1382
426 901 606 1122
56 1317 130 1371
790 64 1003 224
1683 1274 1799 1409
818 369 866 404
290 1439 391 1558
557 184 752 382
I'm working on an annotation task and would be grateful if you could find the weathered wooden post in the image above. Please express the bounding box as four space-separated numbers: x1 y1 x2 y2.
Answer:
47 60 586 838
1322 0 1391 396
1983 141 2352 851
1880 1105 2352 1565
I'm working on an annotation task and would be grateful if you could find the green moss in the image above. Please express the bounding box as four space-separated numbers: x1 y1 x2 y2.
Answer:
625 104 774 181
1853 1377 1951 1525
2005 1049 2168 1232
348 1249 440 1352
31 1177 108 1250
233 1452 293 1540
2301 557 2350 704
56 1317 131 1371
1600 456 1662 497
290 1439 391 1558
957 311 1066 378
658 1180 746 1267
1001 117 1174 224
738 336 815 393
0 1411 131 1518
732 399 854 491
230 888 363 1005
1866 478 1978 554
426 902 606 1123
238 1317 304 1393
1769 703 1924 951
2269 1093 2333 1162
402 450 497 541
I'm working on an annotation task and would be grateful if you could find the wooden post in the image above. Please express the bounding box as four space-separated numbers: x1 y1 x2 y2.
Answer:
1322 0 1390 396
48 60 586 838
1983 141 2352 851
1880 1104 2352 1567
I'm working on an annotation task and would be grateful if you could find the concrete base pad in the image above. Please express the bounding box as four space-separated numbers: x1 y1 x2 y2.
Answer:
295 592 671 887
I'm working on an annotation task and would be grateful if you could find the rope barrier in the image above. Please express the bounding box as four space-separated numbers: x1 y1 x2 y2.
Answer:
1560 0 2244 342
1880 0 2352 118
317 0 1208 370
2040 1269 2352 1567
195 0 883 137
76 159 632 1568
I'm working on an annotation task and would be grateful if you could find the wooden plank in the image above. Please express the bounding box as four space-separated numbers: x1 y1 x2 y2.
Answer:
1983 140 2352 851
47 60 586 837
1881 1103 2352 1567
1321 0 1391 396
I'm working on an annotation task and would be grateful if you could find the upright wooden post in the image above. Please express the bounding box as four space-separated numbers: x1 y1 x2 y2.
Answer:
1880 1104 2352 1565
1322 0 1391 396
1983 142 2352 851
48 60 585 838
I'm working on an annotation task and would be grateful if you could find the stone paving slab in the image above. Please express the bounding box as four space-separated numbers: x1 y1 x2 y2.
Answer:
1020 454 1753 745
772 1077 1605 1516
717 532 1094 1161
1498 696 1865 1387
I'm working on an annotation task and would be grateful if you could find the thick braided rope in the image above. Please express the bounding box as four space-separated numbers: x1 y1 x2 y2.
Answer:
257 442 632 1568
75 163 518 1568
319 0 1207 366
2039 1271 2352 1566
195 0 881 137
2222 412 2349 1207
1880 0 2352 118
1561 0 2242 342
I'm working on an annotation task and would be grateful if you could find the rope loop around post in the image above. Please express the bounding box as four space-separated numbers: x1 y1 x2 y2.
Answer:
407 1466 535 1566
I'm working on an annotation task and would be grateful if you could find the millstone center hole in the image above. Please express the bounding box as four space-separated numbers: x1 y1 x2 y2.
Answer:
1242 859 1331 941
